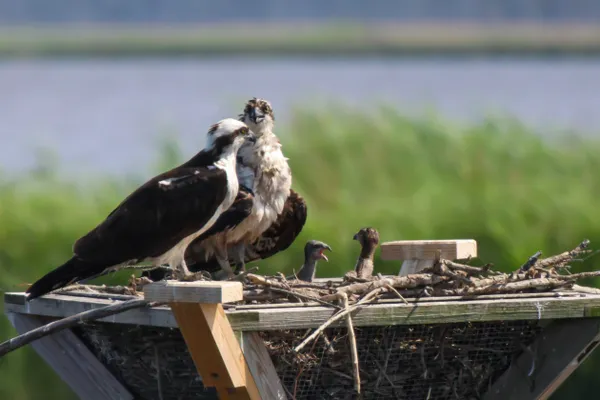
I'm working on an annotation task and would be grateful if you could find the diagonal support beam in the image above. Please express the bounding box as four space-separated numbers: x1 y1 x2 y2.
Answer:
483 316 600 400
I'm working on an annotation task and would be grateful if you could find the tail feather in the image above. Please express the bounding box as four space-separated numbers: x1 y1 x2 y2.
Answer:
26 257 106 301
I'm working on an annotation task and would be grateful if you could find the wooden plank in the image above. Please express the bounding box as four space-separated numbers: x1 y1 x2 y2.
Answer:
6 313 133 400
144 280 243 304
381 239 477 261
4 293 178 328
240 332 288 400
170 302 261 400
483 317 600 400
7 292 600 331
226 295 600 331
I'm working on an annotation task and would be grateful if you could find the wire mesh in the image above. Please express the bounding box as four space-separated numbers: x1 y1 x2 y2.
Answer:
260 320 542 400
73 319 541 400
74 324 218 400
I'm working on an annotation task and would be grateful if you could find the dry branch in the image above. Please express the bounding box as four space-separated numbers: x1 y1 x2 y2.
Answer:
294 288 385 353
321 274 448 302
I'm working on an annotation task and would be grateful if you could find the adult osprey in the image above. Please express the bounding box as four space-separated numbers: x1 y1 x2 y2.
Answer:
26 119 252 301
177 98 299 278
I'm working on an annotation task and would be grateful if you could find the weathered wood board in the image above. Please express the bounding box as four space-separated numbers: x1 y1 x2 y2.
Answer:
381 239 477 261
6 292 600 331
6 313 133 400
144 280 243 304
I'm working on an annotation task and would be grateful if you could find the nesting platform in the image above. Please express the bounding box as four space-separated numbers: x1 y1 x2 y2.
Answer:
5 238 600 400
4 288 600 399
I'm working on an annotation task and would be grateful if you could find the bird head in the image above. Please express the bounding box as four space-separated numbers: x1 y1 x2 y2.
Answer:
353 227 380 247
239 97 275 136
205 118 255 154
304 240 332 263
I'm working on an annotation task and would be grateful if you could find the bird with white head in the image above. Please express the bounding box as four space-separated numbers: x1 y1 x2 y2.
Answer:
26 118 252 300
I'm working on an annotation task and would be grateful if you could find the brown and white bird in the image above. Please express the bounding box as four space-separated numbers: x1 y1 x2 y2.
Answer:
165 97 298 279
26 119 252 300
352 227 380 279
290 240 332 282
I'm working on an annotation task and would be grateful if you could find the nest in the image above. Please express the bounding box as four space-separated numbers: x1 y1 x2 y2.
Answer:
53 238 599 399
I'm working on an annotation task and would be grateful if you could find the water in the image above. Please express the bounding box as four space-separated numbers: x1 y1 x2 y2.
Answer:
2 57 599 175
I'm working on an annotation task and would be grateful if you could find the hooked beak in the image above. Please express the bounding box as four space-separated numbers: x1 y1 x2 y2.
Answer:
246 131 257 143
319 244 332 262
248 107 264 124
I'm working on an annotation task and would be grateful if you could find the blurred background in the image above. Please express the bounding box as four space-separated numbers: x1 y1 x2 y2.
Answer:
2 1 600 399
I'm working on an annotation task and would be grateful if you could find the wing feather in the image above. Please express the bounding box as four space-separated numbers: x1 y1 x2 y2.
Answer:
74 166 228 266
184 189 307 273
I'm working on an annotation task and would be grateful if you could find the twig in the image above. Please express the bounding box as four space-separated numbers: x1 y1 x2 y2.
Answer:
384 284 409 305
434 262 474 286
340 293 361 394
554 271 600 280
269 287 342 310
320 275 448 301
227 266 259 281
294 288 384 353
534 239 591 269
440 260 492 276
57 284 137 296
436 277 571 296
571 284 600 295
1 299 155 358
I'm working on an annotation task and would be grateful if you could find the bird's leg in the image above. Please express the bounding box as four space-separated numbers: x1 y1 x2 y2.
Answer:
172 259 193 280
217 257 236 279
231 243 247 274
215 245 236 279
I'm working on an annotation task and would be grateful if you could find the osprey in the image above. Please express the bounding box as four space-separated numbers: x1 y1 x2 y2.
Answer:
26 119 252 301
143 188 307 281
291 240 332 282
352 227 380 279
173 97 295 278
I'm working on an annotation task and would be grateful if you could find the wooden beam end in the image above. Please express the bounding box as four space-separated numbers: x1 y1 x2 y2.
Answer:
381 239 478 261
143 280 243 304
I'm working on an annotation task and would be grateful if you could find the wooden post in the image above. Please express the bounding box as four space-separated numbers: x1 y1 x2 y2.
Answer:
381 239 477 276
144 281 286 400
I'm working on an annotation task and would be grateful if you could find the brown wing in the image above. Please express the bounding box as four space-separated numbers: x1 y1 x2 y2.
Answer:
171 189 307 275
249 189 307 260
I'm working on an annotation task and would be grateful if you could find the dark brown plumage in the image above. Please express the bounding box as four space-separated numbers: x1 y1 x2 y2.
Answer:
143 189 307 281
352 227 380 279
27 120 251 300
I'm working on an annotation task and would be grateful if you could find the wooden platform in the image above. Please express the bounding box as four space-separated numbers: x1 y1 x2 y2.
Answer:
5 289 600 400
6 290 600 331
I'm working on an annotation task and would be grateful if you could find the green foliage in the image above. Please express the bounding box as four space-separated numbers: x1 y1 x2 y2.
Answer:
1 107 599 398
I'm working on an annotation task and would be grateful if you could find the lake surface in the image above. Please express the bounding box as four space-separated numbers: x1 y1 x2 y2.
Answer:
2 57 599 175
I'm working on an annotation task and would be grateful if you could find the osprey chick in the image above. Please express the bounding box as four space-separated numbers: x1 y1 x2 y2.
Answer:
293 240 332 282
183 98 293 277
26 119 252 300
353 227 380 279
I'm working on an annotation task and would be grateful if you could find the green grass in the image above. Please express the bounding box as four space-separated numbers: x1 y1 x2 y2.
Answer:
1 107 600 398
